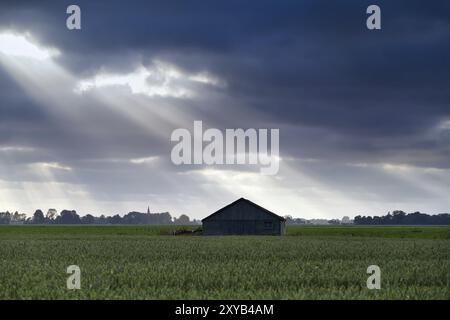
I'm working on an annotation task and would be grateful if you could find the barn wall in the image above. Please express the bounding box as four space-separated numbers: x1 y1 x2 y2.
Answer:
203 201 285 235
203 219 282 235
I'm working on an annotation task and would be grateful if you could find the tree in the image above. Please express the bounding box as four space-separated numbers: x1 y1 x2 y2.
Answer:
107 214 122 224
392 210 406 224
0 211 11 224
55 210 81 224
32 210 45 224
158 212 173 225
11 211 26 224
81 214 95 224
341 216 351 224
98 215 107 224
46 209 57 222
354 211 450 225
174 214 191 225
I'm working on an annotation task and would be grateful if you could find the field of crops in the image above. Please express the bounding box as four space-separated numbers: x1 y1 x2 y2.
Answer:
0 225 449 299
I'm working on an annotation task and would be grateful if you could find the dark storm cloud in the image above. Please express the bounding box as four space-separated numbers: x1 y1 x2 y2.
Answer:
1 0 449 151
0 1 449 215
0 68 55 147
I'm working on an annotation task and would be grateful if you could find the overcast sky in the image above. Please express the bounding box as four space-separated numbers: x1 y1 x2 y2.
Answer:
0 1 449 219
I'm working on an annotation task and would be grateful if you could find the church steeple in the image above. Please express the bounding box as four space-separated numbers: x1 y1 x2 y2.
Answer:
147 206 150 214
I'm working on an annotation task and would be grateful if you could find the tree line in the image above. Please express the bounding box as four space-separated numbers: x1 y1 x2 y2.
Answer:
354 210 450 225
1 208 449 225
0 209 200 225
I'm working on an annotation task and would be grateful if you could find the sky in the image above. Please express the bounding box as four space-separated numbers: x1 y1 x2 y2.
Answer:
0 0 449 219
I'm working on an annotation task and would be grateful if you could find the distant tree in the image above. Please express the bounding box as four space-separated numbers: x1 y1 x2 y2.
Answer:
81 214 95 224
284 216 307 225
98 215 107 224
0 211 11 224
32 210 45 224
10 211 26 224
55 210 81 224
108 214 122 224
283 215 294 224
158 212 173 224
122 211 144 224
46 209 58 222
341 216 351 224
174 214 191 225
391 210 406 224
354 211 450 225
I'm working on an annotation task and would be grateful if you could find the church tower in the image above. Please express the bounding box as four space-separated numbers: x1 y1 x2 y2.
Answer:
147 206 150 214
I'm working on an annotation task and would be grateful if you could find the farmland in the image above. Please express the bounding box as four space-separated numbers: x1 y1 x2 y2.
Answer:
0 225 449 299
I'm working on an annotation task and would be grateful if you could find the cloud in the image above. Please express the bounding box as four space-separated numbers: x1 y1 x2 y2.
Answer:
31 162 73 172
0 31 59 60
76 61 224 98
0 145 34 152
0 1 449 217
129 156 159 165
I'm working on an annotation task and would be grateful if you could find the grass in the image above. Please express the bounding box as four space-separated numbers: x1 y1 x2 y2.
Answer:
286 225 450 239
0 225 192 237
0 225 449 299
0 225 448 239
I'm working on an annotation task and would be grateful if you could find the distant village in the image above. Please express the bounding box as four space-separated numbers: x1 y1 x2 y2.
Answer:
0 207 201 225
0 206 449 225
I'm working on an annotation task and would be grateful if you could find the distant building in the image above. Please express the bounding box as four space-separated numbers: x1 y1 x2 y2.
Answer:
202 198 286 235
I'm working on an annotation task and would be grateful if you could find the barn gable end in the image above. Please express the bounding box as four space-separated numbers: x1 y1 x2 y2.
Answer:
202 198 286 235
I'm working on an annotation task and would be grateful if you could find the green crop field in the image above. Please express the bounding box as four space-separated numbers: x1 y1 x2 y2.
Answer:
0 225 449 299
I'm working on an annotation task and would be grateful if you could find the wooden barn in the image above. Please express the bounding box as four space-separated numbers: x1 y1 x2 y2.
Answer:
202 198 286 235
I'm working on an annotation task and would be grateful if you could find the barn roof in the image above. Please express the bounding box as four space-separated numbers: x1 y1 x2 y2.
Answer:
202 198 286 222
